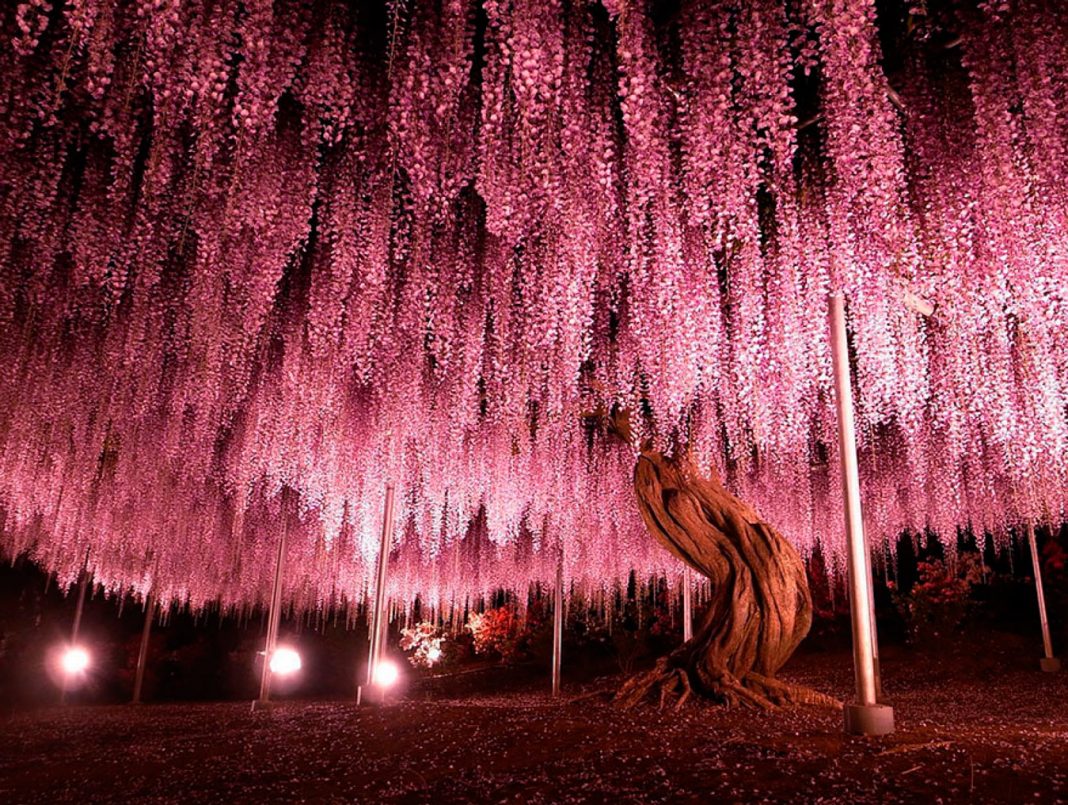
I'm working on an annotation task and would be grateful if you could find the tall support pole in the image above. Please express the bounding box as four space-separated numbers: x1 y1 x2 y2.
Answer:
70 568 89 644
361 484 396 702
551 551 564 697
1026 522 1061 672
828 292 894 736
62 552 91 704
132 591 154 704
69 547 92 643
256 518 287 706
682 564 693 643
862 517 884 701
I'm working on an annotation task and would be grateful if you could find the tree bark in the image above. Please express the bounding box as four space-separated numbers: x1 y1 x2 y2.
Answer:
616 449 838 710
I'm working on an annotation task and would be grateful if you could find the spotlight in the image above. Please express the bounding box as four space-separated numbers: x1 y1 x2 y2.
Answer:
60 646 90 675
268 646 302 676
372 659 400 687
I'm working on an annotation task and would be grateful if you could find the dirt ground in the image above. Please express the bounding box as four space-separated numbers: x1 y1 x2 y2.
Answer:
2 645 1067 803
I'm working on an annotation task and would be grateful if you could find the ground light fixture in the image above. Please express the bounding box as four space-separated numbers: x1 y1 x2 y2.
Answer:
268 646 302 676
372 658 400 688
59 645 90 676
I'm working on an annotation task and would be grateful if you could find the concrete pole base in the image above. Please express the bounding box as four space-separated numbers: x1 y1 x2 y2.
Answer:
1040 657 1061 673
844 702 894 736
357 684 391 705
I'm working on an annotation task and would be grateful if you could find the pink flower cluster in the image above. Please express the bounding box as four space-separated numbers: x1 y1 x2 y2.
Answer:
0 0 1066 613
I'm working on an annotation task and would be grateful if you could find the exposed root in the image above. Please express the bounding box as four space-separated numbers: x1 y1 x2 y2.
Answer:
566 687 616 705
743 671 843 710
673 667 692 711
615 660 840 712
615 657 675 710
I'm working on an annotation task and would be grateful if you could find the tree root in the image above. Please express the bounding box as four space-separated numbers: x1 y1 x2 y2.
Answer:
566 687 616 705
743 671 842 710
614 658 840 712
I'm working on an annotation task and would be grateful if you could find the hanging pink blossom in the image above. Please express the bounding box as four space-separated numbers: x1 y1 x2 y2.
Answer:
0 0 1065 612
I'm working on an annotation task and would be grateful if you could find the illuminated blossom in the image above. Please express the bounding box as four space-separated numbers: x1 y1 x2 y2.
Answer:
0 0 1065 612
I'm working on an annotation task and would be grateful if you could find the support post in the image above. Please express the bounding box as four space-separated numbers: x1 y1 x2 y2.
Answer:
361 484 396 703
256 517 288 707
1026 522 1060 672
552 551 564 697
828 292 894 736
69 547 92 643
682 564 693 643
132 590 154 704
862 521 884 701
71 569 88 643
61 554 91 704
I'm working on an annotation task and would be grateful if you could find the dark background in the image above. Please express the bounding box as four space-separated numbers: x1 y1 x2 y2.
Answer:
1 523 1064 712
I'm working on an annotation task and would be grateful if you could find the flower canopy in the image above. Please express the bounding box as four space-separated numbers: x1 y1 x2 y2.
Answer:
1 0 1066 609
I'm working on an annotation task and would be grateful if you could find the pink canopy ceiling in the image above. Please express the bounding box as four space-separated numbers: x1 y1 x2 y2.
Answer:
1 0 1066 609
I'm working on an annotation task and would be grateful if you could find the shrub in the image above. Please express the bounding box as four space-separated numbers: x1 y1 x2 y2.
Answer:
399 621 447 668
890 555 983 644
466 606 527 663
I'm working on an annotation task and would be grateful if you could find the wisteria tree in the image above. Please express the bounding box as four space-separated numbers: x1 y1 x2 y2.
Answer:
581 406 830 707
0 0 1065 628
616 448 832 708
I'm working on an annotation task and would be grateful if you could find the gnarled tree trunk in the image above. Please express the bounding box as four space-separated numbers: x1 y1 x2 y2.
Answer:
616 449 838 710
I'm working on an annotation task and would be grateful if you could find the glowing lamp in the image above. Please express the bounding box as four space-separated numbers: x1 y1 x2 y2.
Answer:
426 646 442 664
61 646 90 675
268 646 302 675
372 659 400 687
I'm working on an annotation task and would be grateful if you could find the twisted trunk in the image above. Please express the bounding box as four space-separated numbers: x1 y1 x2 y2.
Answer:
616 450 837 710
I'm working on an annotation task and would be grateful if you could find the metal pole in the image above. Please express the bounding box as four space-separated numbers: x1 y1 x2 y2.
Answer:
828 292 893 735
682 564 693 643
552 551 563 697
69 547 92 642
1027 522 1061 672
257 521 287 705
862 523 884 700
71 570 89 643
132 591 154 704
62 555 90 704
364 484 396 697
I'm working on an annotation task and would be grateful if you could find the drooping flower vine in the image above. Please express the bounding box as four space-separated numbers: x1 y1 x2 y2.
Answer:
0 0 1065 613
